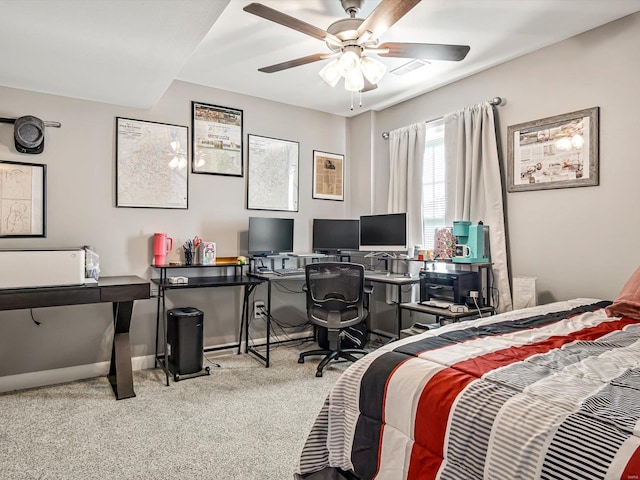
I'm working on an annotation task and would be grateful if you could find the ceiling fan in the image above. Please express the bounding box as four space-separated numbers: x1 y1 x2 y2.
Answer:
243 0 470 94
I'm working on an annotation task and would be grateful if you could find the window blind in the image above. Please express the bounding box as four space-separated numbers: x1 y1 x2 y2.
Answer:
422 119 445 249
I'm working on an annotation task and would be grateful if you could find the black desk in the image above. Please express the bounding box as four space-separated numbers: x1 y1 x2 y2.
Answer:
0 276 150 400
152 264 264 383
247 270 421 361
362 272 421 339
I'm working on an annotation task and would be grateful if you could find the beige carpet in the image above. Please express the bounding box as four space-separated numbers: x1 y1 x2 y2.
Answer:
0 344 351 480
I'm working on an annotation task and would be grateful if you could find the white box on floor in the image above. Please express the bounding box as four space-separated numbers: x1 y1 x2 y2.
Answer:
0 248 85 289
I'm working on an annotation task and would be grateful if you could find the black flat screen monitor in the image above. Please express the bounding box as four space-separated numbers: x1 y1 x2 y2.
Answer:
359 213 408 252
312 219 360 253
248 217 294 256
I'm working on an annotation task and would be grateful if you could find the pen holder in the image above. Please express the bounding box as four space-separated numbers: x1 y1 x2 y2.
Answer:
184 247 193 266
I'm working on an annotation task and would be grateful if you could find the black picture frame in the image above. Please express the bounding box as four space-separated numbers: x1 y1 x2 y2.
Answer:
116 117 189 209
312 150 344 201
247 134 299 212
192 102 244 177
0 159 46 237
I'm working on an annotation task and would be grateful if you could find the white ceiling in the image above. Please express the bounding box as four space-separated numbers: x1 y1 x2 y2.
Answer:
1 0 639 118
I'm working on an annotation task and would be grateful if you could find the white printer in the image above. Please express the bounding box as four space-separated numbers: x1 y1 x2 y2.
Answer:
0 248 86 289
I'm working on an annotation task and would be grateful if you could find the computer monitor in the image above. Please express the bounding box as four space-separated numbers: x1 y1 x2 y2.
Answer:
359 213 408 252
312 219 360 253
248 217 294 256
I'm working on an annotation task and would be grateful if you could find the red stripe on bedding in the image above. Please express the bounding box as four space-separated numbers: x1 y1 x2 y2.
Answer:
622 446 640 480
406 317 638 480
406 368 475 480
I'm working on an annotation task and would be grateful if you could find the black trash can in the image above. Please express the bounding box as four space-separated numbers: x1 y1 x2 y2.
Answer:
167 307 204 376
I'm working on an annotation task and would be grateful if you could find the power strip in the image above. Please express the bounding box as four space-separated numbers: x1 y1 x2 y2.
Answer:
448 304 469 313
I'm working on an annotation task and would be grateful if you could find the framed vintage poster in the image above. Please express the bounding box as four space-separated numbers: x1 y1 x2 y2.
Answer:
312 150 344 201
192 102 243 176
116 117 189 209
247 134 299 212
0 160 46 237
507 107 599 192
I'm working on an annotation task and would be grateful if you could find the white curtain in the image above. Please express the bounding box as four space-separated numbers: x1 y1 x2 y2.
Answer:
387 122 425 301
444 102 512 312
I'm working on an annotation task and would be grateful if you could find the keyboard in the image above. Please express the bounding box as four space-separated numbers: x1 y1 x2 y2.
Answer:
273 268 305 276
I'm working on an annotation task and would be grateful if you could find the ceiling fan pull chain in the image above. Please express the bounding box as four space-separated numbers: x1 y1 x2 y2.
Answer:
359 90 362 108
350 91 354 111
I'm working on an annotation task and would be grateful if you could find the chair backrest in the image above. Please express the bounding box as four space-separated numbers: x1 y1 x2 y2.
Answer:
305 262 366 330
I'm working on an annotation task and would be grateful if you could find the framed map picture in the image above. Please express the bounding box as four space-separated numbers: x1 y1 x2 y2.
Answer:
312 150 344 201
116 117 188 209
0 160 46 237
247 134 299 212
192 102 243 176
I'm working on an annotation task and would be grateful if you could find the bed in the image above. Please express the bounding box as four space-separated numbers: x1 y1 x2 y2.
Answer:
294 283 640 480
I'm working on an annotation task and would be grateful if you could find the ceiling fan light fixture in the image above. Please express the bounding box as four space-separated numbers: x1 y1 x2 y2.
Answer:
338 49 361 77
319 59 341 87
360 55 386 84
344 69 364 92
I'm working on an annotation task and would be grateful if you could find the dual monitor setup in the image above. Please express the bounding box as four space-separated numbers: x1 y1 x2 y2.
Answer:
248 213 408 256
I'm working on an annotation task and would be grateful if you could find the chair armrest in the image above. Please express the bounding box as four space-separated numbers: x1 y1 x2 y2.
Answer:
364 284 373 294
302 284 308 292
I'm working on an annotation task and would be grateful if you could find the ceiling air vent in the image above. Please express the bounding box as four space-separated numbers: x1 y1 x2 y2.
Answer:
390 59 431 76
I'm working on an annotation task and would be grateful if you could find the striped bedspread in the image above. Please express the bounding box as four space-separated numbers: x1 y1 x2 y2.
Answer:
295 299 640 480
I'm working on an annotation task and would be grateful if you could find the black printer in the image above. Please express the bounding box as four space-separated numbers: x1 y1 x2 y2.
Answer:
419 270 479 306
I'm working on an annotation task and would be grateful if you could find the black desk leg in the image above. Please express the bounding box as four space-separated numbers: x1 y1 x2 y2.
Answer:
396 285 403 339
266 281 271 368
238 287 245 354
109 301 136 400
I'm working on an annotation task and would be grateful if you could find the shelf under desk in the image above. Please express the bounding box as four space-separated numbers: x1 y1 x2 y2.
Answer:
400 302 495 325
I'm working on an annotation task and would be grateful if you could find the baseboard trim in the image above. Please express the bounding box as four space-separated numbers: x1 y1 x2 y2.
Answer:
0 354 156 394
1 330 315 394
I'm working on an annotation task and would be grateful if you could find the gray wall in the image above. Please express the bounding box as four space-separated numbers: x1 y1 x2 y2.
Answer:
3 12 640 385
0 80 348 379
352 12 640 305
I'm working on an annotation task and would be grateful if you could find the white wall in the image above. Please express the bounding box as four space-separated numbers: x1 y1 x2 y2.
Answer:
0 80 347 378
351 12 640 305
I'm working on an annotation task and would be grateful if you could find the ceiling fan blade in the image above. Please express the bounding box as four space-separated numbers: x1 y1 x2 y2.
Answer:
258 53 328 73
377 42 470 61
357 0 421 39
244 3 341 46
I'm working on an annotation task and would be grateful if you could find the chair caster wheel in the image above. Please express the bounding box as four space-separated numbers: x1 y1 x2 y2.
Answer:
298 358 304 364
315 371 323 378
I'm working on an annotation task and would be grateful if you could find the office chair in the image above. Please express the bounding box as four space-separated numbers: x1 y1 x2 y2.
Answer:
298 262 370 377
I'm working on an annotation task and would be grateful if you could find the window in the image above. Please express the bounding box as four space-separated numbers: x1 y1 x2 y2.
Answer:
422 119 445 249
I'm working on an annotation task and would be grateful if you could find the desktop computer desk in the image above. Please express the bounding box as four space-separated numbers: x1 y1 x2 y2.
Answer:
248 268 421 362
152 262 264 380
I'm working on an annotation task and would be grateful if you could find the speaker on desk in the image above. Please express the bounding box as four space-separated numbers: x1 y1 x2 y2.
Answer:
167 307 204 375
